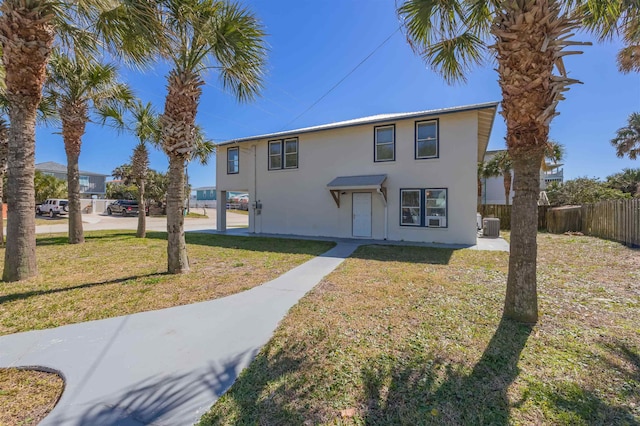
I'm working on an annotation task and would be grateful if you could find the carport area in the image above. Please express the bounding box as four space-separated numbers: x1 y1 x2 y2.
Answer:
216 189 250 232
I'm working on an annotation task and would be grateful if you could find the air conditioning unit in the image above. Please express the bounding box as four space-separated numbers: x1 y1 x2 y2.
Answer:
483 218 500 237
427 217 445 228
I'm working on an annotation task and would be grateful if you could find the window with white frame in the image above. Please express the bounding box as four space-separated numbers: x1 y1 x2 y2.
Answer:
269 138 298 170
400 188 447 227
415 120 438 159
374 124 395 162
227 147 239 174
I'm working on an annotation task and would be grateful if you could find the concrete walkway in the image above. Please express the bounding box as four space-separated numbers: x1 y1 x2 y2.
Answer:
0 242 359 426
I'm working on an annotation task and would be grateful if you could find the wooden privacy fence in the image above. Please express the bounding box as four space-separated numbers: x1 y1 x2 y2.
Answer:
478 204 549 230
582 199 640 246
480 200 640 246
546 199 640 247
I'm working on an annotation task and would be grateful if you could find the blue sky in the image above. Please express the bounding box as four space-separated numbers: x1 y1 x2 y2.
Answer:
35 0 640 189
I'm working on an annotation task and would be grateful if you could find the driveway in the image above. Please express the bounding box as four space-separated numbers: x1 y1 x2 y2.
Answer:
32 209 248 234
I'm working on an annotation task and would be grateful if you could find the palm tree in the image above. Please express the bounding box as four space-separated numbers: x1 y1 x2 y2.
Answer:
44 52 134 244
156 0 266 273
611 112 640 160
128 101 160 238
0 118 7 247
0 0 159 281
398 0 637 323
131 142 150 237
485 151 513 206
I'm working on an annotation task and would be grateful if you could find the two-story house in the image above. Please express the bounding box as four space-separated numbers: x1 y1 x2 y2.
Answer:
36 161 107 198
215 102 498 245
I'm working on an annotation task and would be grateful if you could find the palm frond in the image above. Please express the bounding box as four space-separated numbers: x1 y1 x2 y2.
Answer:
189 125 215 165
425 32 486 84
45 51 134 131
130 101 162 147
93 0 163 67
210 1 267 102
617 43 640 73
398 0 489 84
611 112 640 159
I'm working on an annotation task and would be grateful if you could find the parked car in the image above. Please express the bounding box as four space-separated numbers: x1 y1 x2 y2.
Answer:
228 194 249 211
107 200 148 217
37 199 69 217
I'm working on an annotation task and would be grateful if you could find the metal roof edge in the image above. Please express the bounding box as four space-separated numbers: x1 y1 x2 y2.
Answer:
217 102 500 147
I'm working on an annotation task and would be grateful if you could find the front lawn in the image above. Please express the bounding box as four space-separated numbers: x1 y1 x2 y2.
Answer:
0 369 64 426
201 234 639 425
0 231 334 336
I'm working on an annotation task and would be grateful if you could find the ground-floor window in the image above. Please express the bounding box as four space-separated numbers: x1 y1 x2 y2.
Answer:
400 188 447 227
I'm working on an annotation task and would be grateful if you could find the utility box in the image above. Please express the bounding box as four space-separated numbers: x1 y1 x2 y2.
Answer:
483 218 500 237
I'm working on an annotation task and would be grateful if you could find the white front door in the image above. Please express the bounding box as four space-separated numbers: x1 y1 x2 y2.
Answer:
352 192 372 238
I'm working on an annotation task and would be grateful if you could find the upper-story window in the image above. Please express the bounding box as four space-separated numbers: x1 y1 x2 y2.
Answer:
415 120 438 159
227 147 239 174
269 138 298 170
374 124 395 162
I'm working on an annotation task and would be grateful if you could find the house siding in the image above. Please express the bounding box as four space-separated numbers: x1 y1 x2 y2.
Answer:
217 110 480 245
40 171 106 195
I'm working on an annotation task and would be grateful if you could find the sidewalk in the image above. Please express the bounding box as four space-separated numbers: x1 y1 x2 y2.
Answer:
0 242 359 426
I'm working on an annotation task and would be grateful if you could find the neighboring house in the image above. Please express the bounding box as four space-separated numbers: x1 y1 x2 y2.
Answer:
481 150 564 205
36 161 107 197
195 186 217 202
215 102 498 245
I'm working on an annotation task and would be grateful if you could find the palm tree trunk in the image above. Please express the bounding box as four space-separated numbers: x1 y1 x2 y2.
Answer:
0 2 55 281
62 105 87 244
0 174 5 247
505 152 543 323
503 170 512 206
65 151 84 244
0 123 7 248
167 155 188 272
161 70 201 274
493 0 577 323
137 178 146 238
4 107 39 280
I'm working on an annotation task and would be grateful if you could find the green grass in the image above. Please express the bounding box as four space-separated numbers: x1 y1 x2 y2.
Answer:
186 212 208 218
201 233 639 425
0 231 334 336
227 209 249 216
34 217 68 226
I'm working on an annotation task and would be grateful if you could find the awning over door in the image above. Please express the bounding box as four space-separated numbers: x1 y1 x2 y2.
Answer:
326 174 387 207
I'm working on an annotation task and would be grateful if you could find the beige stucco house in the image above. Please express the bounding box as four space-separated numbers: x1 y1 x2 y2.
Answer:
216 102 498 245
